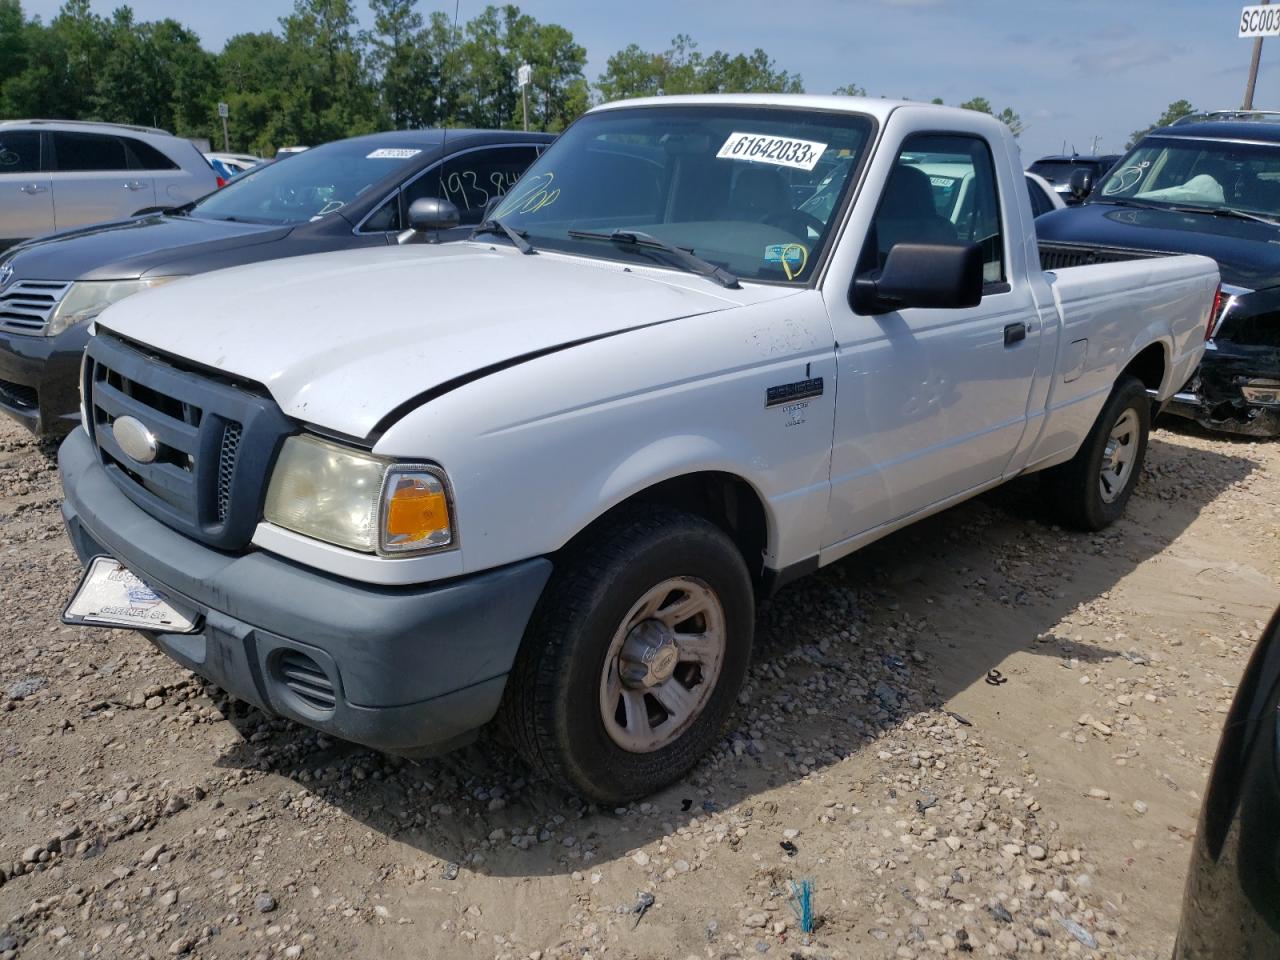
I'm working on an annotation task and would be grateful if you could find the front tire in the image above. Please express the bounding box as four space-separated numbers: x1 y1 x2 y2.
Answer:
502 506 754 804
1044 374 1150 531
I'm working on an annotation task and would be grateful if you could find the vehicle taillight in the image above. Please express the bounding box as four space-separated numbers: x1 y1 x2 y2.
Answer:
1206 283 1223 340
215 175 227 189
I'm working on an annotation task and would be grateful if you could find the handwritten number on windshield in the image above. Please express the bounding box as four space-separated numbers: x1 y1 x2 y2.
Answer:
439 168 524 212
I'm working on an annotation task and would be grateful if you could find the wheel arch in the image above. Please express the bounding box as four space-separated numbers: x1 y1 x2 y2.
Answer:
1122 339 1169 394
561 462 774 592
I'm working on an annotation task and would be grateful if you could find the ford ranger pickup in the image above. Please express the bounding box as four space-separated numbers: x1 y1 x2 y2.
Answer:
57 95 1218 802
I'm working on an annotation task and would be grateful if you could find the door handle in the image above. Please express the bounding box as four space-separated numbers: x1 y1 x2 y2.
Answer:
1004 322 1027 346
124 180 146 191
19 183 47 195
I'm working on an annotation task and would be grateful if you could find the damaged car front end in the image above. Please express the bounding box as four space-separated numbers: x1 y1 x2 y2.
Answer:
1167 282 1280 437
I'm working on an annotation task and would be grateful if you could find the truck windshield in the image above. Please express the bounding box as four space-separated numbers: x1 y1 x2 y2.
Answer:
1096 136 1280 220
190 139 430 224
491 104 874 284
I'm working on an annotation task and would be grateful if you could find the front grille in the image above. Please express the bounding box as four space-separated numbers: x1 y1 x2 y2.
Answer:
1039 244 1152 271
0 280 72 335
0 377 36 410
85 332 292 550
275 650 337 712
217 423 242 522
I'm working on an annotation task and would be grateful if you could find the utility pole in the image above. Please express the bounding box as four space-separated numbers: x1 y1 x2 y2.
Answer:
518 63 531 132
1244 0 1270 109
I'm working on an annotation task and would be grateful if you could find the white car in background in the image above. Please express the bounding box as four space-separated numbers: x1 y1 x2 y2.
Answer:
1025 170 1067 216
0 119 219 248
204 152 264 179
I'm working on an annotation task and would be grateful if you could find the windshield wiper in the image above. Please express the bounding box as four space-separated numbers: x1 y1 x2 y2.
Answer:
1095 197 1279 225
472 217 534 254
1090 197 1165 210
567 229 740 289
1161 204 1279 226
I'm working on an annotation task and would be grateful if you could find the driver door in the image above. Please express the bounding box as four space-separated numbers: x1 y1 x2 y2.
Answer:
821 133 1042 548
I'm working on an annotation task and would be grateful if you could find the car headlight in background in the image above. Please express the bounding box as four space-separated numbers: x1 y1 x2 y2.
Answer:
46 277 183 337
263 434 454 555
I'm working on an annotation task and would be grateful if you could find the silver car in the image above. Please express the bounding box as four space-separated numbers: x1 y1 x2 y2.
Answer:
0 119 219 249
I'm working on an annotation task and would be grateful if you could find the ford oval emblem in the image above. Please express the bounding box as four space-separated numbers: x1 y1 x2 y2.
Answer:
112 416 158 464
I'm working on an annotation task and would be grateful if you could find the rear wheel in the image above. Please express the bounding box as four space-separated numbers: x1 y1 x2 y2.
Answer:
1043 374 1150 531
502 506 754 804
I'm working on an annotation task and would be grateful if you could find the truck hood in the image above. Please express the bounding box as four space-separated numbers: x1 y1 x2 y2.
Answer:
3 214 288 282
1037 202 1280 290
96 242 785 438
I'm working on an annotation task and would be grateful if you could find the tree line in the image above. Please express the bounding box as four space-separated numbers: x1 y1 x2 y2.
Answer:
0 0 1026 156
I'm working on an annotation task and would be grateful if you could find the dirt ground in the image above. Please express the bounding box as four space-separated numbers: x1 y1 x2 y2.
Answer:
0 415 1276 960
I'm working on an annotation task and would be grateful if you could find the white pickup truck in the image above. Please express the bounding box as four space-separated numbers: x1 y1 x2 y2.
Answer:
58 95 1217 803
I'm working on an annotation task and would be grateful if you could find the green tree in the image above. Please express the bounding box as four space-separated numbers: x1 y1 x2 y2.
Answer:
597 34 803 102
365 0 427 128
450 5 585 131
833 83 867 97
219 31 293 153
958 96 1025 136
90 11 217 135
1127 98 1196 148
276 0 379 145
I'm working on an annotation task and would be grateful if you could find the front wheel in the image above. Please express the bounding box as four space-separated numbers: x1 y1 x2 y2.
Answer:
1043 374 1150 531
501 506 754 804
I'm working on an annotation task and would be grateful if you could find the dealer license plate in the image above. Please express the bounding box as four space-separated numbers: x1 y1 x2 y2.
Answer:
62 556 199 633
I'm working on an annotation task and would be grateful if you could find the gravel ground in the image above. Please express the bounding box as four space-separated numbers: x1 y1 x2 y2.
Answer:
0 416 1276 960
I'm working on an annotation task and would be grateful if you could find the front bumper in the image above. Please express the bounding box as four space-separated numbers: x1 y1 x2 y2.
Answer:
0 322 88 435
1163 339 1280 437
59 428 553 756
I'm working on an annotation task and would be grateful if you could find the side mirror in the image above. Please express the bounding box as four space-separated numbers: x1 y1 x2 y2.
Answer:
399 197 462 245
852 242 984 315
1068 168 1095 202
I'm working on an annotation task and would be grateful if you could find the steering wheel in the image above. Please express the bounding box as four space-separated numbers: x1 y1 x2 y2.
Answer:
763 210 826 238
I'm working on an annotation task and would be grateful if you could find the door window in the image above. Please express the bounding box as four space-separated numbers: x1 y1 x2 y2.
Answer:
52 132 129 172
866 133 1005 284
124 138 178 171
0 131 41 174
406 147 541 225
361 194 401 232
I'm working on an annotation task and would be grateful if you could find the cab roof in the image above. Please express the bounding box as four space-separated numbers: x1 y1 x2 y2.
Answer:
1149 120 1280 144
589 93 1003 129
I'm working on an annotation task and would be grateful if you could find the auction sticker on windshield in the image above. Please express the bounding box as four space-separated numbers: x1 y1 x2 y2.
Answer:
63 556 199 633
717 132 828 171
367 148 421 160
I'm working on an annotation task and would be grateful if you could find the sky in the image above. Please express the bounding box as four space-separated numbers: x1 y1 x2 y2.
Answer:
19 0 1279 161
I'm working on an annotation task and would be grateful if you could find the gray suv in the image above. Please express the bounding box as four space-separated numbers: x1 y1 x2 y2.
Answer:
0 119 219 249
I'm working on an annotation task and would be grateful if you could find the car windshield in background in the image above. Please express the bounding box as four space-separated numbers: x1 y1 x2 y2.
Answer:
1097 137 1280 220
191 140 428 224
1029 160 1099 183
492 105 873 284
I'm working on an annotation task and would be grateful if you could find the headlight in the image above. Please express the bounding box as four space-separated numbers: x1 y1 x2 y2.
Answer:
46 277 183 337
263 434 454 555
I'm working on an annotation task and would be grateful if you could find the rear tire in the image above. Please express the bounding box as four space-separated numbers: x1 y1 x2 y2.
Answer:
501 506 754 804
1043 374 1150 531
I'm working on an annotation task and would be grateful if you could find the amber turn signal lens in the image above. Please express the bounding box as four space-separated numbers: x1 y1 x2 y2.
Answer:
380 471 453 552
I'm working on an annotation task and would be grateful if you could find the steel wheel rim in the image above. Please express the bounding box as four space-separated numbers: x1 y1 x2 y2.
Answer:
598 576 726 754
1099 408 1139 503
